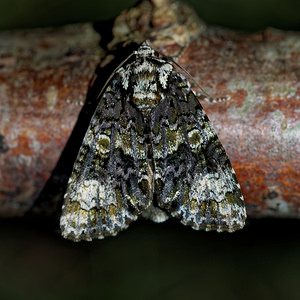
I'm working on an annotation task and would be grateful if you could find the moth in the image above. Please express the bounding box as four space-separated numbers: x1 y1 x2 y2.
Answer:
60 42 246 241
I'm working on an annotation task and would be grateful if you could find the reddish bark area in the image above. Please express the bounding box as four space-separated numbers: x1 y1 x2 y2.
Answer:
0 24 102 216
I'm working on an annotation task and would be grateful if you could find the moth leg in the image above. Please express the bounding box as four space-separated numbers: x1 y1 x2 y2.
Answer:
196 93 231 103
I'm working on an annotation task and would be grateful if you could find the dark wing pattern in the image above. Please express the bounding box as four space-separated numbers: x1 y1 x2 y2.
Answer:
60 42 246 241
151 72 246 232
60 74 151 241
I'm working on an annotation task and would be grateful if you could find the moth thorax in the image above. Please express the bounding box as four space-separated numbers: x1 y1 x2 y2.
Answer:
132 71 162 114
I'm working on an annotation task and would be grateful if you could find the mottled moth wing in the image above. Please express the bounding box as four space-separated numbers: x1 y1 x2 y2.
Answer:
60 72 151 241
151 71 246 232
60 42 246 241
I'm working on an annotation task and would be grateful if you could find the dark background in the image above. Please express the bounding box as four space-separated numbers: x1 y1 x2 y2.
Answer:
0 0 300 31
1 218 300 300
1 0 300 299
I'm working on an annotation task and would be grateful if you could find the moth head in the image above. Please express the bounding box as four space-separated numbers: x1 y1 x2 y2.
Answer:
135 41 155 57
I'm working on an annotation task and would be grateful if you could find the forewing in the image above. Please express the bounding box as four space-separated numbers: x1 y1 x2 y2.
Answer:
60 75 150 241
151 72 246 232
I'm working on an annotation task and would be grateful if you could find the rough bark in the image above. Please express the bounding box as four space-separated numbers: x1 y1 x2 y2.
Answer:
0 0 299 217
